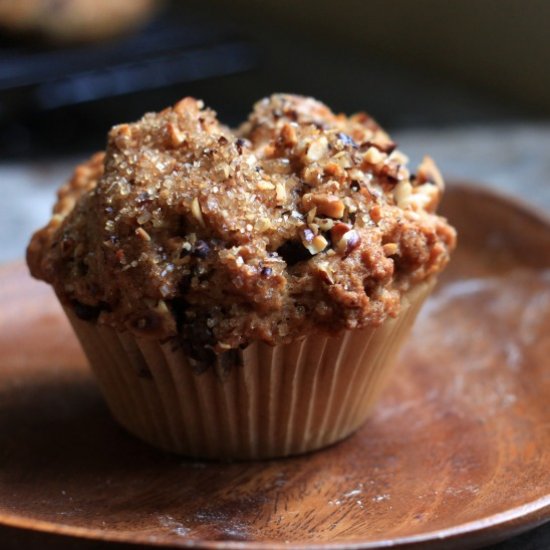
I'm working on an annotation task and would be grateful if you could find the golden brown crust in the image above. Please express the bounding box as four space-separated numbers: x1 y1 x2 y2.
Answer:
27 94 456 358
26 151 105 283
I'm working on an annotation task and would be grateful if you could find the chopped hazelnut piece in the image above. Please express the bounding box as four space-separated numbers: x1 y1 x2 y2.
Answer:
167 123 185 147
324 162 344 178
216 163 231 180
174 97 203 115
113 124 132 143
417 156 444 191
316 217 334 231
363 146 386 165
394 181 413 208
275 183 287 204
306 207 317 225
331 222 352 244
389 149 409 165
135 227 151 241
303 234 328 255
317 262 335 284
367 140 397 154
136 211 151 225
302 193 345 219
334 229 361 256
308 222 320 235
378 162 404 183
306 136 328 162
280 123 297 146
258 180 275 191
383 243 398 256
256 217 272 231
408 184 440 212
322 198 345 219
369 204 382 223
191 197 205 227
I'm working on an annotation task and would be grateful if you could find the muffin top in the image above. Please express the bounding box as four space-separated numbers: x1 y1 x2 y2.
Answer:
27 94 456 361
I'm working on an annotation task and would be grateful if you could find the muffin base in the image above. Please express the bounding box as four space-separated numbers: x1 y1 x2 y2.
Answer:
65 280 434 459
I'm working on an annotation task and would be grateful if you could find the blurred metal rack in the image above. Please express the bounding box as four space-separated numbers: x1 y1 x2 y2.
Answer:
0 12 257 112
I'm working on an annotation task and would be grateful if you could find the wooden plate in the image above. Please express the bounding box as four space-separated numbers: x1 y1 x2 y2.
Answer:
1 184 550 549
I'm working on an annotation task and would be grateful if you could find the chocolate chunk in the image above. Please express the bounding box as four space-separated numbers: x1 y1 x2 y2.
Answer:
60 236 75 255
261 266 273 277
77 261 89 276
276 240 311 267
72 300 102 321
136 191 152 204
215 349 243 379
235 138 246 154
170 298 187 336
192 240 210 258
179 313 217 367
130 311 162 333
137 365 153 379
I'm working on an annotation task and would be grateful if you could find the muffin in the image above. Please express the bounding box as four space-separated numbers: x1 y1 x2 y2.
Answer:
27 94 456 459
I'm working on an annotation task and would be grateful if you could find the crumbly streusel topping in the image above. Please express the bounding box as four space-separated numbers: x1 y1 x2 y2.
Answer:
27 94 456 360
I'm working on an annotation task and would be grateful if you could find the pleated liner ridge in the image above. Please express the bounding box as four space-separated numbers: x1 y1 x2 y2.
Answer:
65 280 434 459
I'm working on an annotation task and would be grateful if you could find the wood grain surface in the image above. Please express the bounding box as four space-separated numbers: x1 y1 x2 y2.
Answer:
1 184 550 549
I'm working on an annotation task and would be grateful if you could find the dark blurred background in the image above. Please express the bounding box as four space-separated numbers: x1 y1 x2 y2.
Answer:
1 0 549 158
0 2 549 548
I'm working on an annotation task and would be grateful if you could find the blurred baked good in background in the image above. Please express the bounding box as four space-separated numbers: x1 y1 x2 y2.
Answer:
0 0 159 44
1 0 548 158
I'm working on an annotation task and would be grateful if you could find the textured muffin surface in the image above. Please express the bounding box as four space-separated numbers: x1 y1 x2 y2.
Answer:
28 94 456 357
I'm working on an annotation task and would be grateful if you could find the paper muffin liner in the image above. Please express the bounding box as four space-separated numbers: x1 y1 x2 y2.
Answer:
64 279 434 459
